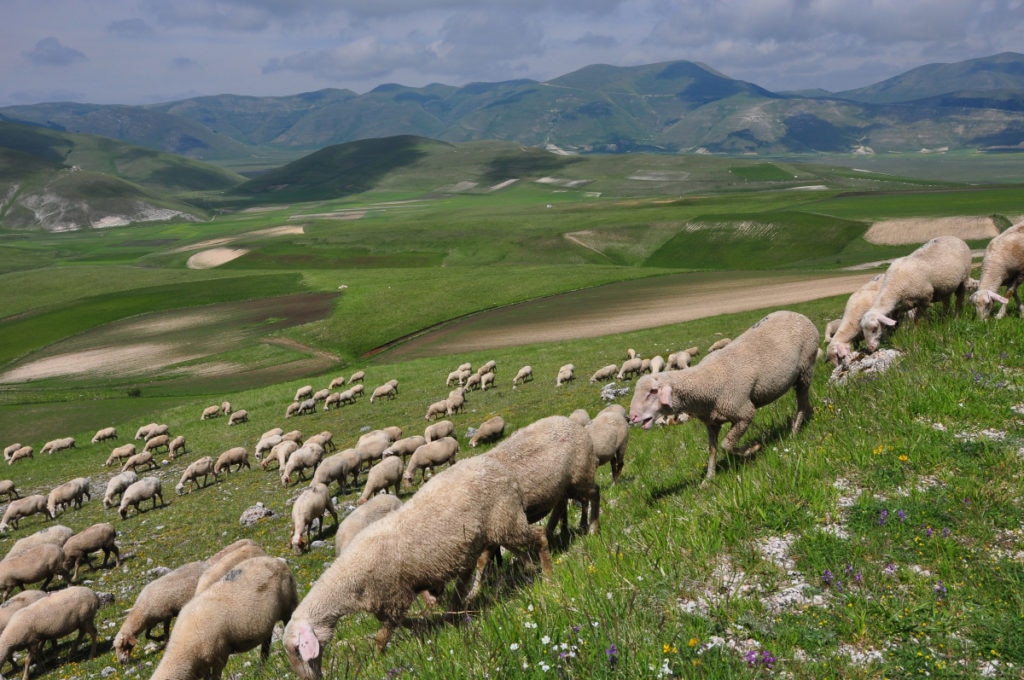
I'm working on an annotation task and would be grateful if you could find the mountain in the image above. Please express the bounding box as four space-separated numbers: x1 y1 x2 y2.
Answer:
1 54 1023 162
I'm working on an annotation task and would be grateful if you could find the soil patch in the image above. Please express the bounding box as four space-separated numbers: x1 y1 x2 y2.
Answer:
186 247 249 269
865 216 998 245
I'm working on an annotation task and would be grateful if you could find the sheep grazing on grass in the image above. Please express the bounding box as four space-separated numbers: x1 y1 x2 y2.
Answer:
328 375 347 390
121 451 159 474
354 432 391 470
118 477 164 520
46 477 91 517
228 409 249 425
0 495 50 533
334 494 403 557
424 420 454 443
0 590 48 638
511 365 533 387
369 382 397 403
0 586 100 680
5 447 31 466
666 346 700 370
463 372 482 391
348 370 365 384
971 221 1024 320
105 443 137 467
294 385 314 402
283 454 552 674
200 404 222 420
40 437 75 455
90 427 117 444
382 436 427 463
826 274 884 367
480 372 496 390
5 526 73 560
1 446 19 464
255 434 283 459
469 415 506 448
860 235 972 352
175 456 217 495
150 556 298 680
312 450 361 495
589 364 618 384
424 399 448 421
214 447 250 475
113 560 206 664
358 456 405 504
221 401 232 416
617 357 643 380
312 388 331 404
586 404 630 482
103 471 139 509
195 540 268 595
630 310 819 483
62 522 120 582
280 443 324 487
142 434 170 455
261 440 299 472
555 363 575 386
143 424 170 441
0 543 69 599
135 423 159 440
307 431 335 453
323 392 344 410
446 368 470 387
290 483 338 554
402 437 459 486
0 481 17 503
168 435 187 459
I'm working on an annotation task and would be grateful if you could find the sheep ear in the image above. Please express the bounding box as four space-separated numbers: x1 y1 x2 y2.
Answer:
878 314 897 327
657 384 673 407
991 292 1010 304
297 622 320 661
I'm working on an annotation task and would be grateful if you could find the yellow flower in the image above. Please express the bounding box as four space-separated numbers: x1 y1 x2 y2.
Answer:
663 643 678 654
898 454 909 462
688 637 699 648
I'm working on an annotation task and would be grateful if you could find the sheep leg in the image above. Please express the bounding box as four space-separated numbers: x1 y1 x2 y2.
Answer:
374 618 400 652
583 484 600 535
703 422 722 482
462 548 494 603
792 380 814 434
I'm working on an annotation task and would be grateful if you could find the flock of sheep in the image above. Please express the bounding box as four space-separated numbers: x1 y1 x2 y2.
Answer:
0 223 1020 679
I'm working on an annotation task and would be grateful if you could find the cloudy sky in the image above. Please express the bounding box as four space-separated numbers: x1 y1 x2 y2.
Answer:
3 0 1022 107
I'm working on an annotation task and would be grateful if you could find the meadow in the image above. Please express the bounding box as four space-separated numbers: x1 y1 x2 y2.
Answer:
0 145 1022 679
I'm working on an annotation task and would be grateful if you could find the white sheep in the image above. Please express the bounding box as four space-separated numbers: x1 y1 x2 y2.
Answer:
586 404 630 482
629 310 819 483
383 435 427 462
135 423 159 440
4 526 72 563
221 401 231 415
195 540 268 595
0 495 51 533
358 456 405 504
555 363 575 386
589 364 618 383
463 372 482 391
970 221 1024 320
168 435 187 459
0 481 17 503
46 476 91 517
121 451 159 473
649 355 667 374
446 368 470 387
617 357 643 380
402 437 459 486
144 424 170 440
294 384 314 402
312 449 361 494
312 388 331 403
142 433 170 455
511 365 533 387
424 399 449 421
285 401 302 419
260 440 299 472
105 443 137 466
113 560 206 664
40 436 75 455
0 543 69 599
213 446 250 475
424 420 454 443
0 585 100 678
103 470 139 509
5 447 31 466
175 456 217 495
306 431 335 453
90 426 117 444
283 453 551 671
118 477 164 520
280 443 324 487
349 383 365 398
1 445 20 463
61 521 120 582
369 382 397 403
323 392 344 410
282 429 304 443
294 398 317 416
255 433 283 459
334 494 402 556
825 274 884 367
328 375 347 389
348 369 365 383
0 590 48 638
150 556 298 680
290 483 338 553
200 404 222 420
261 427 284 440
480 372 496 390
860 235 972 352
666 345 699 368
469 415 506 448
446 387 466 416
228 409 249 425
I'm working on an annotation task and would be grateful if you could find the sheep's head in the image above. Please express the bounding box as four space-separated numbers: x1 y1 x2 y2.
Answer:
629 375 671 430
284 619 325 680
113 631 136 664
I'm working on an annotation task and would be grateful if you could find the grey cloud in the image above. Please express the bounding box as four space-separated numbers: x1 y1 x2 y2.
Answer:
107 18 156 39
23 37 88 66
263 38 434 82
574 32 618 49
171 57 199 69
436 11 544 66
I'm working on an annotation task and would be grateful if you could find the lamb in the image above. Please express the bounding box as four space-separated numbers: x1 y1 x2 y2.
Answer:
200 404 222 420
121 450 159 473
629 310 819 483
40 436 75 455
589 364 618 383
469 415 506 448
168 435 187 459
860 235 972 352
369 382 397 403
825 274 885 367
5 447 31 466
213 446 250 475
0 495 50 533
113 560 206 664
402 437 459 486
283 453 552 672
971 221 1024 320
510 365 533 387
61 522 120 582
617 357 643 380
334 494 403 556
328 375 347 390
103 471 139 509
312 449 361 494
0 543 69 599
586 404 630 483
261 440 299 472
143 433 170 455
150 556 298 680
0 586 100 679
290 483 339 553
424 420 454 443
105 443 137 466
0 482 17 503
227 409 249 425
555 363 575 386
90 426 117 444
424 399 449 421
46 477 91 517
280 443 324 487
175 456 217 495
294 384 314 402
358 456 405 504
383 435 427 462
118 477 164 519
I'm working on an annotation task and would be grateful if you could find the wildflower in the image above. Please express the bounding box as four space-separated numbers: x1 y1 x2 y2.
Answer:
884 562 898 576
688 637 699 648
510 643 520 651
897 509 907 522
664 643 678 654
879 509 889 525
898 454 909 462
606 644 619 668
942 527 951 538
934 581 948 599
542 635 551 645
822 569 834 586
925 526 934 538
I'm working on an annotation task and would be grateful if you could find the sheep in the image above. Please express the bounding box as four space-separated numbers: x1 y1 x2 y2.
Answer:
90 426 117 444
617 357 643 380
0 590 48 638
336 388 358 405
113 560 206 664
118 477 164 520
477 360 497 375
105 443 137 466
290 483 339 553
285 402 302 419
0 495 50 533
150 556 298 680
135 423 159 440
200 404 222 420
457 361 472 372
662 346 698 371
353 431 392 470
469 415 506 448
121 451 158 473
589 364 618 383
586 404 630 483
555 363 575 386
61 522 120 582
255 434 283 459
707 337 732 352
323 392 344 410
485 414 600 537
463 372 482 391
1 446 19 463
348 369 365 384
312 449 361 495
312 388 330 403
358 456 405 504
825 274 885 367
0 482 17 503
334 494 403 556
569 408 591 426
511 365 533 387
328 375 347 389
0 586 100 679
295 398 317 416
228 409 249 425
383 435 427 463
282 429 304 443
424 420 454 443
860 235 973 352
40 436 75 455
5 525 73 560
306 431 336 453
175 456 217 495
382 425 403 441
143 433 170 455
424 399 449 421
446 387 466 416
221 401 232 415
369 382 397 403
261 440 299 472
349 383 365 398
385 378 400 394
283 453 552 671
480 371 496 390
261 427 284 440
195 540 268 595
649 355 667 374
446 368 470 387
5 447 31 466
629 310 819 483
294 384 314 402
402 437 459 486
214 446 250 475
103 471 138 509
168 435 187 459
144 424 170 440
0 543 69 599
971 221 1024 320
280 443 324 487
46 476 90 517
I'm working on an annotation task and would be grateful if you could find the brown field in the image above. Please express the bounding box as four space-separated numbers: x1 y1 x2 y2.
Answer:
864 216 998 244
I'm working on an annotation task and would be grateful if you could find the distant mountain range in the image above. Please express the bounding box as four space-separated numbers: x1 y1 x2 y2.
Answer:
2 52 1024 160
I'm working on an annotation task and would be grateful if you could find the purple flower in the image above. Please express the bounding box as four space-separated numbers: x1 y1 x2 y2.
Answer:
745 650 759 667
925 526 934 538
879 509 889 525
935 581 948 599
942 527 951 538
897 509 907 522
761 650 778 669
606 644 618 668
884 562 898 576
822 569 833 586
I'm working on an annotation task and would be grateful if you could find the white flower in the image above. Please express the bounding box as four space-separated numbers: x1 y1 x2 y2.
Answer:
510 643 520 651
542 635 551 645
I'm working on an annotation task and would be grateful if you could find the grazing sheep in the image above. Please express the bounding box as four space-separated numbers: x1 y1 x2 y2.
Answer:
5 447 32 466
195 540 268 595
369 382 397 403
353 431 392 471
649 355 667 374
971 221 1024 320
629 310 818 483
328 375 347 390
113 560 206 664
261 427 284 440
150 556 298 680
168 435 187 459
382 425 403 441
0 482 17 503
143 433 170 455
334 494 403 556
446 368 470 387
214 447 250 475
118 477 164 520
280 443 324 487
283 453 552 671
228 409 249 425
317 449 362 492
0 543 69 599
261 440 299 472
446 387 466 416
105 443 137 467
290 483 339 554
0 495 50 533
294 385 314 402
480 372 496 391
555 363 575 386
707 338 732 352
0 590 48 638
1 446 20 463
285 402 302 419
135 423 159 440
463 373 482 391
46 477 91 517
90 427 117 444
103 471 138 509
349 384 365 398
860 235 972 352
402 437 459 486
826 274 885 367
569 408 591 426
424 399 449 421
255 434 283 459
0 586 100 679
143 424 170 441
383 436 427 463
589 364 618 384
511 365 533 387
424 420 454 443
586 404 630 483
306 431 335 453
477 360 497 376
358 456 405 504
282 429 304 443
617 357 643 380
323 392 344 410
40 436 75 455
312 388 330 404
200 404 222 420
294 398 317 416
485 415 600 537
469 415 506 448
665 346 700 370
62 522 120 582
175 456 217 495
348 370 365 384
336 388 358 405
221 401 232 415
121 451 159 474
5 525 73 560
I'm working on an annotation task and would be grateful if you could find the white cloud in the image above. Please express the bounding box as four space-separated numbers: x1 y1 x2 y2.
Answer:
22 37 88 67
